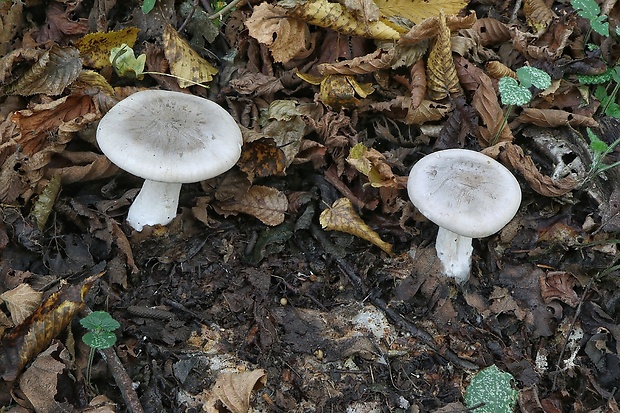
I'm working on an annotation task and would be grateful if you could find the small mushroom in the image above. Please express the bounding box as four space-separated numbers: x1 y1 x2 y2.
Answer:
407 149 521 283
96 90 243 231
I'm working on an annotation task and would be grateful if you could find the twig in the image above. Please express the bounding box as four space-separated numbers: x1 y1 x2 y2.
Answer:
208 0 245 20
178 0 199 33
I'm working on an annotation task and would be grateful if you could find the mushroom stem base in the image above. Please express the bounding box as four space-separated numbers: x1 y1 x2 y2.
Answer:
435 227 473 283
127 180 182 231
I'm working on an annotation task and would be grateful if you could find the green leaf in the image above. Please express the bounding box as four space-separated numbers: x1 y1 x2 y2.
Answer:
591 17 609 36
516 66 551 90
571 0 600 20
80 311 121 332
498 77 532 106
142 0 157 14
605 102 620 118
465 365 518 413
587 128 609 153
110 44 146 79
83 331 117 350
577 68 614 84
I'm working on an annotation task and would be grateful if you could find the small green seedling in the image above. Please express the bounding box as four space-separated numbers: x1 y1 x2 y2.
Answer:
582 128 620 187
494 66 551 145
80 311 120 386
465 365 518 413
571 0 609 38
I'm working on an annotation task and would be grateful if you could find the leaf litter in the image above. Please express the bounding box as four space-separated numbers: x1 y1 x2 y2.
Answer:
1 0 620 411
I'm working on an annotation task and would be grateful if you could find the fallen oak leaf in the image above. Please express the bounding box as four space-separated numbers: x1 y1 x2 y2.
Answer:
320 197 393 254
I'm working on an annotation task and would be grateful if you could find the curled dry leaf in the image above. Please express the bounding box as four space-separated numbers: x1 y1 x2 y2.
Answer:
515 108 598 128
425 12 461 101
318 48 395 75
74 27 140 69
523 0 556 35
539 271 580 307
487 142 579 197
48 150 118 184
0 271 103 381
163 24 218 87
282 0 401 40
486 61 516 80
471 70 513 146
206 369 267 413
0 0 23 57
320 197 393 254
399 11 476 44
346 143 402 188
245 3 310 64
340 0 380 21
3 45 82 96
471 18 511 47
0 284 43 326
216 185 288 226
454 55 488 94
406 99 451 124
238 138 288 180
409 59 426 109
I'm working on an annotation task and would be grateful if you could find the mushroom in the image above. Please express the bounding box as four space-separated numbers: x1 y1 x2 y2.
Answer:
407 149 521 283
96 90 243 231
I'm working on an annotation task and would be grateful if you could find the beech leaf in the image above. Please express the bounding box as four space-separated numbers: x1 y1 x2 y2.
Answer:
374 0 467 24
0 284 43 326
216 185 289 226
163 24 218 88
206 369 267 413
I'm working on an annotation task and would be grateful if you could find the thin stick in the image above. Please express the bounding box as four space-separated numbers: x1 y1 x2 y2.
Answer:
208 0 244 20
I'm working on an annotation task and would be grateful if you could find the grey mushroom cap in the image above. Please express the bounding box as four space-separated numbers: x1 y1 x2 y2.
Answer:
96 90 243 183
407 149 522 238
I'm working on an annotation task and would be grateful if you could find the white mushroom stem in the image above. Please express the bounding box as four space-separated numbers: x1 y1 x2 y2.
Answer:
435 227 473 284
126 180 182 231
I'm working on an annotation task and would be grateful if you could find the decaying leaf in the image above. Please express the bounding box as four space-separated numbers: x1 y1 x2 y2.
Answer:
346 143 404 188
374 0 467 24
238 138 288 180
406 99 451 124
0 271 104 381
0 284 43 326
471 71 514 146
29 174 62 231
318 48 396 75
471 18 511 47
74 27 140 69
320 197 393 254
163 24 218 88
399 11 476 44
515 108 598 128
204 369 267 413
3 45 82 96
216 185 289 226
281 0 402 40
426 12 461 101
245 3 311 63
524 0 555 35
485 143 579 197
298 72 374 108
0 0 23 57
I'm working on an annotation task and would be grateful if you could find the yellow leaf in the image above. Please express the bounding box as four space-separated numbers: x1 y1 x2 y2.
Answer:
346 143 399 188
163 24 218 88
320 198 393 254
374 0 467 24
75 27 140 69
282 0 402 40
426 12 461 100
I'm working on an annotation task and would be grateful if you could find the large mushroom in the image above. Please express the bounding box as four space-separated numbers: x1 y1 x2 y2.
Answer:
407 149 521 283
96 90 243 231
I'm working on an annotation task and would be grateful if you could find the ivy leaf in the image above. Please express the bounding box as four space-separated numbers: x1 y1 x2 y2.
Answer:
82 331 117 350
142 0 157 14
516 66 551 89
498 77 532 106
465 365 518 413
80 311 121 332
571 0 600 20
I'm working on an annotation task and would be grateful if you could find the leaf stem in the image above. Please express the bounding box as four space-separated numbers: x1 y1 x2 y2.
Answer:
492 105 513 146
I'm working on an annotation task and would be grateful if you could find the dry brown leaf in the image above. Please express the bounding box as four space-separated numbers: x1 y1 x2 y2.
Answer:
486 61 516 80
454 55 488 94
0 0 23 57
375 0 467 24
3 45 82 96
399 11 476 44
48 150 118 184
245 3 311 63
283 0 402 40
426 12 461 101
471 18 511 47
320 198 393 254
216 185 288 226
471 71 513 146
409 59 426 110
70 70 115 96
524 0 555 35
205 369 267 413
515 108 598 128
346 143 401 188
539 272 579 307
339 0 380 21
406 99 450 124
74 27 140 69
0 284 43 326
318 48 395 75
488 142 579 197
163 24 218 88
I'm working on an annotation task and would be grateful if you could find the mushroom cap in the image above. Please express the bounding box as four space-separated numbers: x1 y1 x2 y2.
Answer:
96 90 243 183
407 149 521 238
